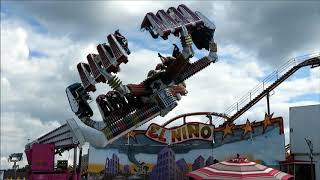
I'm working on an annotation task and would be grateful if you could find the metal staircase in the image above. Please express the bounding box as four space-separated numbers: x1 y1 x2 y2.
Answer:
25 119 86 151
213 53 320 124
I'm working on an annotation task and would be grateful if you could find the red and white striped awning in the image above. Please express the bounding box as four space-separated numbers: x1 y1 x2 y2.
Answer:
186 158 293 180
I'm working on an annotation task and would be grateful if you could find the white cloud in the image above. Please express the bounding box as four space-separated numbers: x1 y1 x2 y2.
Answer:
0 112 61 169
0 15 93 169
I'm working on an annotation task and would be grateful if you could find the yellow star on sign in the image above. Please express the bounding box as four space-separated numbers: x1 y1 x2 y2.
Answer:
223 123 234 137
263 113 273 129
128 131 136 139
242 119 253 135
125 131 137 143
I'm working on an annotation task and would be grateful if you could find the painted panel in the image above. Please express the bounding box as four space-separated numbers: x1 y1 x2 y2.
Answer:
87 116 285 179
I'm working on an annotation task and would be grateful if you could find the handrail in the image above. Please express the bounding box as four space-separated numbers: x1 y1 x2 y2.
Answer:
213 52 320 124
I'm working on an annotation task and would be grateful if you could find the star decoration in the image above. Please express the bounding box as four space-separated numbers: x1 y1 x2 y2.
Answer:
223 123 234 138
242 119 253 135
263 113 273 130
127 131 137 142
128 131 136 138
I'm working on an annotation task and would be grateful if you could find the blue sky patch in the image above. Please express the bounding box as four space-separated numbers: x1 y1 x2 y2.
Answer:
0 2 10 14
29 50 47 59
1 2 48 34
288 93 320 103
288 66 311 79
24 16 48 34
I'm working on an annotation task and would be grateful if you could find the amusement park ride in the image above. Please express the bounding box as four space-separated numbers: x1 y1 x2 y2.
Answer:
66 4 218 144
23 4 320 180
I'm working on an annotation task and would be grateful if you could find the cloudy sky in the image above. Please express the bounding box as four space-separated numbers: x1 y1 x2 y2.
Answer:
1 1 319 169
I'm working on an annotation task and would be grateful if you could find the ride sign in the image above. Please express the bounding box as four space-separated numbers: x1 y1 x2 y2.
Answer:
146 123 214 144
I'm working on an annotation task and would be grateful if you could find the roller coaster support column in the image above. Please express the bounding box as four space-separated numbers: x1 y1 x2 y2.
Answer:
73 146 78 180
77 147 82 180
266 91 271 115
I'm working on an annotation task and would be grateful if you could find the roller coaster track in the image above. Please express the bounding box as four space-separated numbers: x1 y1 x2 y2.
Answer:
163 53 320 126
214 53 320 124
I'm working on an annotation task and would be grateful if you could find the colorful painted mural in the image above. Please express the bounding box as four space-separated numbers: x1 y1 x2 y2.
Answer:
87 114 285 179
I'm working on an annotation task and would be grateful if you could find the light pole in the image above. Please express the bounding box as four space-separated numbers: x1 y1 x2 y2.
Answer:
8 153 23 180
304 138 314 180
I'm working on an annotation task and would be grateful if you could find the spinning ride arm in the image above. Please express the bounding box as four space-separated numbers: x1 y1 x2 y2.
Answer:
66 4 218 145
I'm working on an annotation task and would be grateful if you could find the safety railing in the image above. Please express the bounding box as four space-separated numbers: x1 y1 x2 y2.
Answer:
212 52 320 125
